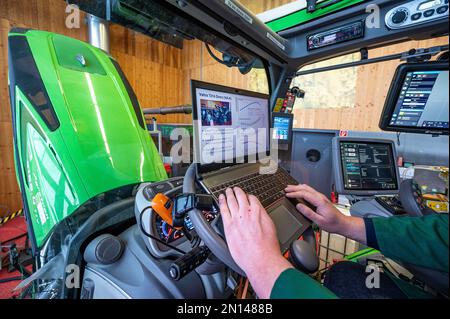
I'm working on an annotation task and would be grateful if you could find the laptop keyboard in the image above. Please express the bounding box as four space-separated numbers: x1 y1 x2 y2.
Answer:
209 169 298 208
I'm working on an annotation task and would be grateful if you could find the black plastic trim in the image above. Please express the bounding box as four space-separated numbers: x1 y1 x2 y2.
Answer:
109 58 146 130
8 35 60 131
7 34 38 254
10 27 31 34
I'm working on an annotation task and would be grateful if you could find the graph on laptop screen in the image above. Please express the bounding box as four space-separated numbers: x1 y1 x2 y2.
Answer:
193 82 270 165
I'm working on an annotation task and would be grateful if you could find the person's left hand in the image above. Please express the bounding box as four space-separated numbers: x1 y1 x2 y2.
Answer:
219 187 292 299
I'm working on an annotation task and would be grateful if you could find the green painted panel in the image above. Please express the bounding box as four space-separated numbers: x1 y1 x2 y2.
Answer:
9 30 167 247
52 35 106 75
267 0 367 33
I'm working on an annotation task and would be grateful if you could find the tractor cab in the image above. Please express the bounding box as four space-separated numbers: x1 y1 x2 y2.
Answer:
6 0 448 299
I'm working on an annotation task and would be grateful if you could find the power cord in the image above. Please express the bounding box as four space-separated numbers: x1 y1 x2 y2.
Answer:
138 206 187 254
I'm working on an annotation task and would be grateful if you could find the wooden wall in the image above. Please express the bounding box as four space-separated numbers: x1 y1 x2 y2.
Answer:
109 24 187 124
181 40 267 101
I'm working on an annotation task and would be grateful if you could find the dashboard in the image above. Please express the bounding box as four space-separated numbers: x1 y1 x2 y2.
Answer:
155 210 216 244
135 177 219 258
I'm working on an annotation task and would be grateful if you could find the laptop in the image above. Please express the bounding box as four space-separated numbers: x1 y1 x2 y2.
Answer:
191 80 311 253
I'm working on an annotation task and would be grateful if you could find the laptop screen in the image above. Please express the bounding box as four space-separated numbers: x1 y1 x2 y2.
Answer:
192 81 270 166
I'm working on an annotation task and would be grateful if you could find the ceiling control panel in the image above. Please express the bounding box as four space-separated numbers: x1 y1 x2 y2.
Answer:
307 20 365 50
385 0 449 29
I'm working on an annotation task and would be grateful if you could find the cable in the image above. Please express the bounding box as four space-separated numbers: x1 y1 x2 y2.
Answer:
205 43 233 67
139 206 187 254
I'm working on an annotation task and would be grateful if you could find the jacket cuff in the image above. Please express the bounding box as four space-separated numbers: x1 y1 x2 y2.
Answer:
363 218 380 250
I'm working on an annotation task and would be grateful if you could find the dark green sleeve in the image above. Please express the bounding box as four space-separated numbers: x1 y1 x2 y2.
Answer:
270 268 338 299
365 214 449 272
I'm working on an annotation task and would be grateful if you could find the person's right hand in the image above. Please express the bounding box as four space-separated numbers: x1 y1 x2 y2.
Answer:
218 187 292 299
285 184 366 243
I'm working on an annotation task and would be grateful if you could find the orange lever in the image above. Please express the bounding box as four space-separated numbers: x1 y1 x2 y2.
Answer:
152 193 174 226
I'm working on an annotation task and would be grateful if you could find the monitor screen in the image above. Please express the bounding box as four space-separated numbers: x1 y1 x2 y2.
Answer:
272 113 293 143
192 81 270 166
380 63 449 135
337 140 399 194
390 70 449 129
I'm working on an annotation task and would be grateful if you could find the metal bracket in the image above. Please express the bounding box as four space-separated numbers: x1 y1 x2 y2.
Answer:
360 48 368 60
400 46 445 63
296 44 449 77
106 0 111 21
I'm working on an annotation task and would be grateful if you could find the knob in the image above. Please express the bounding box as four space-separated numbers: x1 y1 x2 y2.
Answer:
311 37 320 46
391 8 409 24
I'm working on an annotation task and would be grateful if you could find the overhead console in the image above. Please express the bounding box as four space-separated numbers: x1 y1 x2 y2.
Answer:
282 0 449 65
307 20 365 51
385 0 449 30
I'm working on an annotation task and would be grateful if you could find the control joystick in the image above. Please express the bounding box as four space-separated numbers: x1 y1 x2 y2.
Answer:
288 229 319 274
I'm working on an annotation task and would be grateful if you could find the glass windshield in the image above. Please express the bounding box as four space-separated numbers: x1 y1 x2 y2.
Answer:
290 36 449 131
105 0 270 106
108 0 266 72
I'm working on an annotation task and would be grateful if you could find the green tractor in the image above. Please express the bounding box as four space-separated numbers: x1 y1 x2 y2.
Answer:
7 0 448 299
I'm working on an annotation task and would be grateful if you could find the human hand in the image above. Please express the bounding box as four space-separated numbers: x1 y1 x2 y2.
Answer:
285 184 366 243
219 187 292 299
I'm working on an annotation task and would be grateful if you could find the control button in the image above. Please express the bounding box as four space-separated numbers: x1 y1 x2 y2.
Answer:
153 182 172 193
437 5 449 14
411 12 422 20
423 9 435 17
391 9 409 24
171 178 184 187
143 186 156 201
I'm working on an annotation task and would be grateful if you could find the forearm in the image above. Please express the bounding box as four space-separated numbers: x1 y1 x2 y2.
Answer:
339 216 367 245
245 256 293 299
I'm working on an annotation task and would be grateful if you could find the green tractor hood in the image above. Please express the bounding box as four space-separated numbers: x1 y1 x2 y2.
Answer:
8 29 166 249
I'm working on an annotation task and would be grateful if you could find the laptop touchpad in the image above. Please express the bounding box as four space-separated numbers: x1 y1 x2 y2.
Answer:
269 205 303 246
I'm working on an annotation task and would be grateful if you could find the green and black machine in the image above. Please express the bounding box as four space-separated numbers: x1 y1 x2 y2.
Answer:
7 0 449 299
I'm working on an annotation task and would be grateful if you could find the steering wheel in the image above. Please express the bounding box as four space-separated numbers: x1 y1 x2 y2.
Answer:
399 179 436 217
184 164 245 276
184 163 319 276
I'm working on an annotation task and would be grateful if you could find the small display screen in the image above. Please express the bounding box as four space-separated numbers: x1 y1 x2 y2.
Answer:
418 0 441 11
273 116 291 141
389 70 449 129
340 142 398 191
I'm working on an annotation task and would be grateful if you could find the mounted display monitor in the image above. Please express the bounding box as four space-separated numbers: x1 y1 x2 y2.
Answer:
191 80 270 171
379 62 449 135
272 112 293 145
332 137 400 196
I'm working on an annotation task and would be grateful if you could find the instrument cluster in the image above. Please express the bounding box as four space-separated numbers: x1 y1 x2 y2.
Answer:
155 210 216 243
